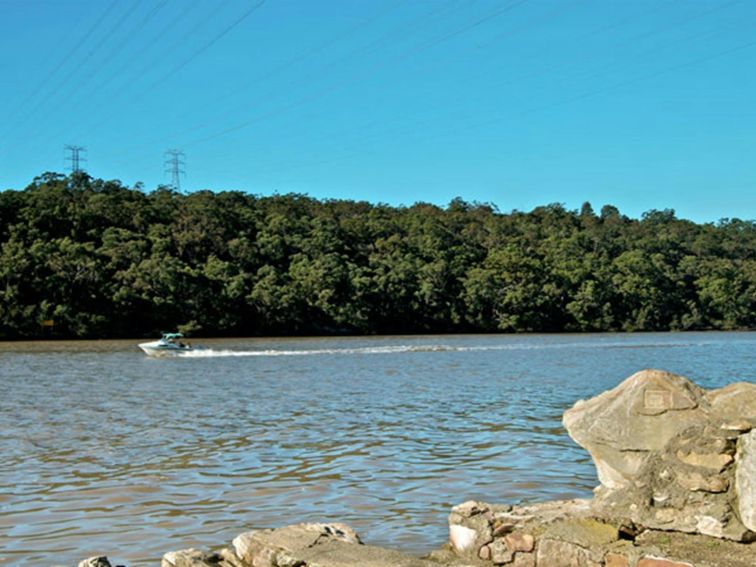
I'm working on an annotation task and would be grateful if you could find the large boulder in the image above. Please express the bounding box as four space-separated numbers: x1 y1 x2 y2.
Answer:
563 370 756 541
562 370 707 490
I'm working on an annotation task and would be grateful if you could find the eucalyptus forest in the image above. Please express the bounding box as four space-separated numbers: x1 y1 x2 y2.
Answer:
0 172 753 338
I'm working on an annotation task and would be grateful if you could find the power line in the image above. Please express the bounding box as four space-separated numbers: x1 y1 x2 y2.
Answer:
95 0 450 158
230 5 756 179
180 0 530 147
64 0 172 121
77 0 267 142
108 0 750 182
67 0 207 143
10 0 146 150
0 0 120 141
145 0 267 93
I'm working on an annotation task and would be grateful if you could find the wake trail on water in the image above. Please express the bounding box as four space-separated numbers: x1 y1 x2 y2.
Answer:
176 339 735 358
180 345 453 357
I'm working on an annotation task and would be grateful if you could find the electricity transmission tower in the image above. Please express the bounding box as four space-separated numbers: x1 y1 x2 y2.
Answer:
64 144 87 173
164 149 185 191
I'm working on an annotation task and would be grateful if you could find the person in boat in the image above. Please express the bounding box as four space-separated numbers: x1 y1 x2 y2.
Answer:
162 332 188 348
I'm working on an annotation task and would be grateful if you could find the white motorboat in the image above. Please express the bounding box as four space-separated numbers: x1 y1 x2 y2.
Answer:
139 332 196 357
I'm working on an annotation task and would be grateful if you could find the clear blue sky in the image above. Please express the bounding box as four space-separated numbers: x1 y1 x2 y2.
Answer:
1 0 755 222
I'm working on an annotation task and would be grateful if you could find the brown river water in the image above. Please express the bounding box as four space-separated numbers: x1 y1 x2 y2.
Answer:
0 332 754 565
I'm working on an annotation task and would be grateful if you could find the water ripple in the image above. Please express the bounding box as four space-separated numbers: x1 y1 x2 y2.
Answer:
0 332 753 565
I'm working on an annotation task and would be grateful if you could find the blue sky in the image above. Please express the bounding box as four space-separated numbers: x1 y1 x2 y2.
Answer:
1 0 755 222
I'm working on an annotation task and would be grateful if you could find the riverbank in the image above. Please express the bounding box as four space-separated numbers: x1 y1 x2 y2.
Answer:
70 370 754 566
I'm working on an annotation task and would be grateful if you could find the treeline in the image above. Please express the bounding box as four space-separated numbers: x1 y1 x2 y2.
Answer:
0 172 754 338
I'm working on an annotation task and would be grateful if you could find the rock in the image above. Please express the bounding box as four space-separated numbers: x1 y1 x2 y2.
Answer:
503 532 534 552
489 538 513 564
535 538 591 567
78 558 112 567
721 420 753 433
563 369 756 541
543 518 619 549
449 524 478 553
563 370 707 490
511 553 535 567
232 522 361 567
216 548 246 567
675 450 733 471
292 539 446 566
448 501 494 557
161 549 224 567
453 500 492 518
604 553 629 567
225 522 448 567
736 429 756 531
675 471 728 492
636 557 694 567
707 382 756 424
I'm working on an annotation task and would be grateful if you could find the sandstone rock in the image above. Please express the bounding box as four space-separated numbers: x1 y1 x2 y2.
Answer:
489 538 513 564
292 539 446 567
224 522 448 567
492 522 516 537
216 548 246 567
535 538 591 567
675 450 733 471
511 553 535 567
707 382 756 424
503 532 534 552
161 549 224 567
721 420 753 433
544 518 619 549
563 370 707 490
78 558 112 567
232 522 361 567
675 471 728 492
636 556 694 567
562 369 756 541
453 500 493 518
735 429 756 531
604 553 629 567
448 501 493 557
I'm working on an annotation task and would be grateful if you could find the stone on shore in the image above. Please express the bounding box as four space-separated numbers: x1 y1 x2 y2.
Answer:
231 522 361 566
160 522 464 567
161 549 231 567
735 429 756 532
78 558 113 567
562 369 756 541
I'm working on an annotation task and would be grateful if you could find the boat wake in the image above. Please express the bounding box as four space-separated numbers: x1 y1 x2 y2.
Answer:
178 344 453 358
174 339 731 358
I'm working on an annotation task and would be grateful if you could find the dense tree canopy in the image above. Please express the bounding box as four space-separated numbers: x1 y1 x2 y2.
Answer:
0 172 754 338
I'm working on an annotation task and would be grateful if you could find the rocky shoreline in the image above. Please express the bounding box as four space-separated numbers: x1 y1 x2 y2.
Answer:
72 370 754 567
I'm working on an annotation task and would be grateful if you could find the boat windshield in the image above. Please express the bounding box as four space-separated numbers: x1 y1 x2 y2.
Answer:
161 333 184 341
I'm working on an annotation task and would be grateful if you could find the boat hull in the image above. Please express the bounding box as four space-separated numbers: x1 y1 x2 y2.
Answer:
138 341 193 357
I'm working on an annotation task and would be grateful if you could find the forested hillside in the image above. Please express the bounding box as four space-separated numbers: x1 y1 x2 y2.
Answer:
0 172 754 338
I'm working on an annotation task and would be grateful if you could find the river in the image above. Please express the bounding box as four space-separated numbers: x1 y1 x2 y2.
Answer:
0 332 754 565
